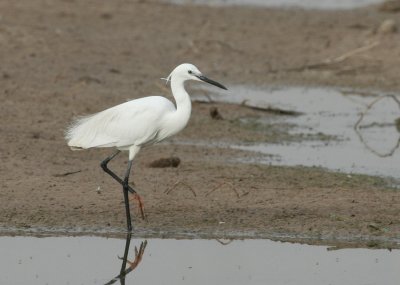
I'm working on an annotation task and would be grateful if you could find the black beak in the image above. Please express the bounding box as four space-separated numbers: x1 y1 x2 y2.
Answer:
196 75 228 90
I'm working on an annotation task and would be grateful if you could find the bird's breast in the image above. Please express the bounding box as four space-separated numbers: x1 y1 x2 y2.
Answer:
159 106 191 140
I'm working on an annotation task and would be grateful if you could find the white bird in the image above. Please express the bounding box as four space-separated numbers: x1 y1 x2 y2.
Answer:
65 63 227 231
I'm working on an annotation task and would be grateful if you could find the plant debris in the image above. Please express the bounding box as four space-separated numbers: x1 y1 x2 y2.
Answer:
148 157 181 168
210 107 223 120
53 170 82 177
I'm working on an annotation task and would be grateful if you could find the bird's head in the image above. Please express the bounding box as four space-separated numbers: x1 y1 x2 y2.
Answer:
163 63 227 90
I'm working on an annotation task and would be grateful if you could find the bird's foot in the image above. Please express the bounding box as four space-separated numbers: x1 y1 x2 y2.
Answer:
118 240 147 270
130 193 146 220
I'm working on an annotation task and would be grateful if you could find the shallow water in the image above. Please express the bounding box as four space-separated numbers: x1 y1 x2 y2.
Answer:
1 236 399 285
192 86 400 179
164 0 384 9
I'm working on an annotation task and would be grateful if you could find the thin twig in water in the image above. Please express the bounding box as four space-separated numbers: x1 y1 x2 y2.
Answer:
241 100 302 116
358 122 397 129
354 94 400 157
215 239 234 246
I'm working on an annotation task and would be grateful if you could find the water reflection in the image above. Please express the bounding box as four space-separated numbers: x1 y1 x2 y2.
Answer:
0 236 399 284
105 234 147 285
191 86 400 179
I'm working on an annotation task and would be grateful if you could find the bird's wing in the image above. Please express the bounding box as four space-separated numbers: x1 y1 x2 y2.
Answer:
66 96 175 149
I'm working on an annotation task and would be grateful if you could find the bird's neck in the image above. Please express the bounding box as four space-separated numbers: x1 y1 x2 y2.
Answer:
171 78 192 119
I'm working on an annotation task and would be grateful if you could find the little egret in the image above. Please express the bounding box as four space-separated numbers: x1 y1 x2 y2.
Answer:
65 63 227 231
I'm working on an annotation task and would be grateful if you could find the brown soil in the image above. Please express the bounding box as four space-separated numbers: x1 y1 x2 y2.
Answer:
1 0 400 246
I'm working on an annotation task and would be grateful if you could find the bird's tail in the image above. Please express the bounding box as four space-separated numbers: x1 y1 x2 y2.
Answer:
64 114 96 149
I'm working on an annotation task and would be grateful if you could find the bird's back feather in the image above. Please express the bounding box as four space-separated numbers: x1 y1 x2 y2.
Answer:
65 96 176 149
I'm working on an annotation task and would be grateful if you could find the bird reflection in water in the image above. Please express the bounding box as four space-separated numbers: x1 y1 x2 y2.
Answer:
104 234 147 285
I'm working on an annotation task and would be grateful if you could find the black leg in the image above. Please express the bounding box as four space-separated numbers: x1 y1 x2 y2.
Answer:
100 150 121 179
101 151 135 232
104 233 132 285
122 160 133 232
123 160 133 188
100 150 138 195
104 234 147 285
119 233 132 285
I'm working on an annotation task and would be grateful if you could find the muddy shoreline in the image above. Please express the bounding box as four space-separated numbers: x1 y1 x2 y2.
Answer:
1 0 400 247
1 225 400 250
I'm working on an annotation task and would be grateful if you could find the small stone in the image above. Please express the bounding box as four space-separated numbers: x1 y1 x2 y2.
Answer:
378 19 397 34
109 68 121 74
32 132 40 139
100 13 112 20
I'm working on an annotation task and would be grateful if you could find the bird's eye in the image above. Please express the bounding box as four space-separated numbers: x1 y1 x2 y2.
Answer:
188 70 193 74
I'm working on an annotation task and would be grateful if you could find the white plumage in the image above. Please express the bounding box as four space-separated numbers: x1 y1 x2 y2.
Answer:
66 63 227 160
64 63 227 231
66 96 176 150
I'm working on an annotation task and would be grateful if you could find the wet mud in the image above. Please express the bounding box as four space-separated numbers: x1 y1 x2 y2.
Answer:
1 0 400 246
